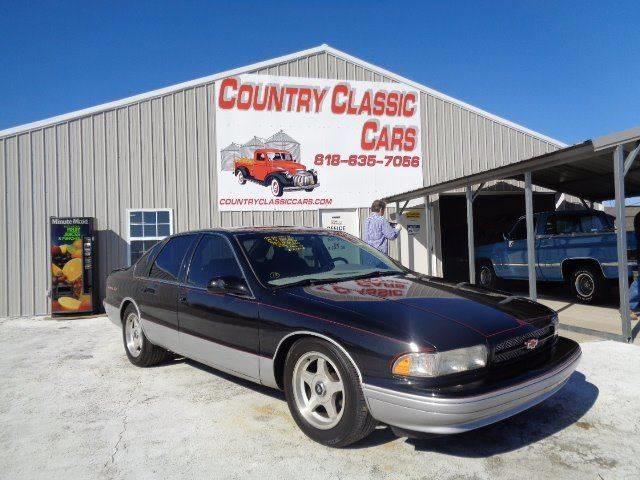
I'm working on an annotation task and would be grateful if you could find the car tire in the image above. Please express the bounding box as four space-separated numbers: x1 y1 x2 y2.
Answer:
304 188 314 192
477 261 498 289
270 177 284 197
283 337 376 448
236 169 247 185
569 266 604 303
122 304 168 367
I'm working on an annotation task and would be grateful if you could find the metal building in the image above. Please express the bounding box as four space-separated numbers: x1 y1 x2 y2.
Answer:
0 44 566 317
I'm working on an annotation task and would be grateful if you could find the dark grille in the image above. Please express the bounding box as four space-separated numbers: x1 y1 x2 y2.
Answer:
492 324 556 364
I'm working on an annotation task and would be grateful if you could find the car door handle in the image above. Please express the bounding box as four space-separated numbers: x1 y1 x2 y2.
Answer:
142 286 156 294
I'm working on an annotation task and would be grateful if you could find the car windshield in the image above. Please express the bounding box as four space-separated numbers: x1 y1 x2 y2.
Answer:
268 152 294 161
236 232 403 287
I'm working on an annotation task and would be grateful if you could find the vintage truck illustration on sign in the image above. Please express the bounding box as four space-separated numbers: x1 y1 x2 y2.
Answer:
234 149 320 197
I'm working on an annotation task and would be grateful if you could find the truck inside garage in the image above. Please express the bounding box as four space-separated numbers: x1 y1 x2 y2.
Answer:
438 189 556 282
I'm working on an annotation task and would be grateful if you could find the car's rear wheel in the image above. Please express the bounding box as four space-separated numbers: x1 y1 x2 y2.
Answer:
569 266 604 303
284 337 376 447
236 169 247 185
122 304 168 367
270 177 284 197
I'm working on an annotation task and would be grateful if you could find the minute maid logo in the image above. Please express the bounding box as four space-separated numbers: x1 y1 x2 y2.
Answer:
51 217 90 225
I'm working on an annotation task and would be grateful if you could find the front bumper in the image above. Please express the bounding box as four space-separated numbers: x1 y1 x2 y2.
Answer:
363 340 581 434
283 183 320 192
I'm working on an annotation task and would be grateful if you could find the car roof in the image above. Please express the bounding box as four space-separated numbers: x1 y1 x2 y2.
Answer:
256 148 290 153
168 226 334 237
515 209 609 222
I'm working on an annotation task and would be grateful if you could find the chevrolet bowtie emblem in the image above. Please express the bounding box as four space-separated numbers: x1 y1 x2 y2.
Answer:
524 338 539 350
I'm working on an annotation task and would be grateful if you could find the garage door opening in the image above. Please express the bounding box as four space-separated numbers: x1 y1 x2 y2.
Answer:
439 192 556 282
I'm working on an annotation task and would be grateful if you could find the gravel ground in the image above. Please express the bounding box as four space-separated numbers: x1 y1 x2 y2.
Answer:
1 315 639 480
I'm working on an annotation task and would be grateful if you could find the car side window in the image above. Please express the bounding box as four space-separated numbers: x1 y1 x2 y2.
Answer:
133 241 163 277
148 235 195 282
580 215 607 233
545 215 581 235
187 235 244 287
509 219 527 241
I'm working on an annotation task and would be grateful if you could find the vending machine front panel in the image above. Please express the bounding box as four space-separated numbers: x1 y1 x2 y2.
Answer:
50 217 97 315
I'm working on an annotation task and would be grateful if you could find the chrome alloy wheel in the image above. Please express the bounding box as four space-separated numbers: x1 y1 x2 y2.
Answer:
125 312 143 358
292 352 345 430
575 272 595 297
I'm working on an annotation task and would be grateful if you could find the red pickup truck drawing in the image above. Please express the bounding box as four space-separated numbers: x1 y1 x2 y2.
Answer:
234 149 320 197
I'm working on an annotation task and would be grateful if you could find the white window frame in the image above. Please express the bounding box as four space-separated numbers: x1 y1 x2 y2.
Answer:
126 208 174 265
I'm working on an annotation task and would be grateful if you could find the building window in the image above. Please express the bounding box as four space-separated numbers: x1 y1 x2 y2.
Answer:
126 208 173 265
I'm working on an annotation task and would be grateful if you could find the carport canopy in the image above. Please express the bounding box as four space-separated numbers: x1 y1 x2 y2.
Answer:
383 126 640 342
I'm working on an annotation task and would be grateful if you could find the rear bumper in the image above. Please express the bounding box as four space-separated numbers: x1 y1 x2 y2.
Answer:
363 342 581 434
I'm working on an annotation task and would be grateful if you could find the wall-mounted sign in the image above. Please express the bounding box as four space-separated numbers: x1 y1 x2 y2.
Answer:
405 210 421 219
215 74 424 211
407 224 421 235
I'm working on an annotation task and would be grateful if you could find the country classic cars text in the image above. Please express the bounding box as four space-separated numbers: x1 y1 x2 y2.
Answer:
217 77 419 152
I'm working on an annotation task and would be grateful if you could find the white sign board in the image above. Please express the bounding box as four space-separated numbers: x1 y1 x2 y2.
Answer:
320 209 360 237
215 74 423 211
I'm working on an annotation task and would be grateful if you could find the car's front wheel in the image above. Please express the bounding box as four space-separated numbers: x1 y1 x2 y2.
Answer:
284 337 376 447
122 304 168 367
270 177 284 197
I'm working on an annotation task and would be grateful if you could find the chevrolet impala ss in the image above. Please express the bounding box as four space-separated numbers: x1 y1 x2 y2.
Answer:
104 227 581 447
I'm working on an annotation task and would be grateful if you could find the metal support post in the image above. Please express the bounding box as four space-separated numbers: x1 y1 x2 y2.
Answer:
394 201 401 263
466 186 475 284
614 145 632 341
424 195 432 275
524 172 537 301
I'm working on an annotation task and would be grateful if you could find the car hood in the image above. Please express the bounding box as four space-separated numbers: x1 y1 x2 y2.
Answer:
272 160 308 173
278 274 555 351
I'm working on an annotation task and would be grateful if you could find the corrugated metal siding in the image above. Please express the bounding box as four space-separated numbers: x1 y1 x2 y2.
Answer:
422 94 560 186
247 51 397 83
0 49 562 317
0 83 220 317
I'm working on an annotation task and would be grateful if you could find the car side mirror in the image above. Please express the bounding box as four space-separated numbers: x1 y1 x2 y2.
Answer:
207 276 249 297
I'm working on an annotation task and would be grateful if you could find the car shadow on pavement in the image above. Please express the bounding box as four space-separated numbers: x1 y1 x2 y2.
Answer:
161 356 597 455
182 357 286 401
405 371 598 456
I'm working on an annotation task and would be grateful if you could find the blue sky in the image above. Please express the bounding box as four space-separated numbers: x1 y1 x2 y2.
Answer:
0 1 638 144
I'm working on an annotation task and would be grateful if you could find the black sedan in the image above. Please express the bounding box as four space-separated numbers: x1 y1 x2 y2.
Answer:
104 227 581 447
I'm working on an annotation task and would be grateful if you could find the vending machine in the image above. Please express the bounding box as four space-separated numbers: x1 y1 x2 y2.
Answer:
49 217 98 316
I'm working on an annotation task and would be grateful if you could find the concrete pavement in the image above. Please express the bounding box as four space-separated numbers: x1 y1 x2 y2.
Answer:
1 315 638 479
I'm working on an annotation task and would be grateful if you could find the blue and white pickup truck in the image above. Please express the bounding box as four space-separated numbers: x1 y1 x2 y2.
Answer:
475 210 637 303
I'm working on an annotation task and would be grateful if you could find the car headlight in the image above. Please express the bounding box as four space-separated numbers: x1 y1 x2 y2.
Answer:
281 170 292 178
392 345 488 377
